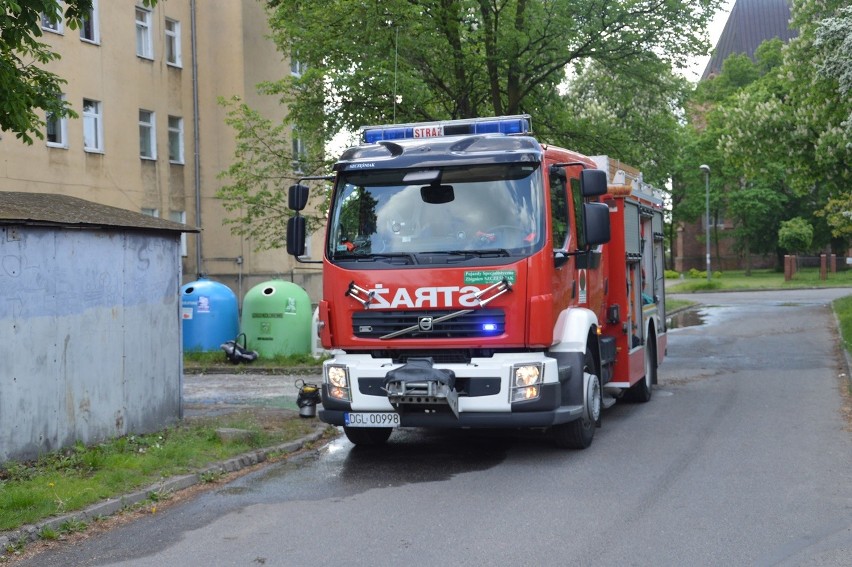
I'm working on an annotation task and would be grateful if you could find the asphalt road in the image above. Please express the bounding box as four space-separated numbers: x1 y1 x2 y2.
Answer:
16 288 852 566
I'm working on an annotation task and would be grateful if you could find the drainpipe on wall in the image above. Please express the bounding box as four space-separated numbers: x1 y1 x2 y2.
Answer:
191 0 203 277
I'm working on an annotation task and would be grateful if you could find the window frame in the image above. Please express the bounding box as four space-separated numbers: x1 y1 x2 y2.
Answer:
167 115 184 164
135 6 153 59
292 131 306 173
46 95 68 149
79 0 99 43
41 7 64 34
169 210 188 256
290 50 307 76
139 109 156 160
165 18 182 67
82 99 104 153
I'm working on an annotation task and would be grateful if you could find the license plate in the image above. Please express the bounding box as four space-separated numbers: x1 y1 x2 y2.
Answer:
344 412 400 428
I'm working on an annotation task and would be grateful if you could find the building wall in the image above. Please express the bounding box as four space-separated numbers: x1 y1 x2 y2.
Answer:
0 226 183 462
0 0 323 304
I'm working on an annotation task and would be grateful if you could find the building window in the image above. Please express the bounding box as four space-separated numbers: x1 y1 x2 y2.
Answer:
165 18 181 67
135 7 153 59
169 210 187 256
41 7 64 34
168 116 184 163
82 99 103 152
292 131 306 172
46 96 68 148
290 51 307 76
142 208 159 217
79 0 99 43
139 110 156 159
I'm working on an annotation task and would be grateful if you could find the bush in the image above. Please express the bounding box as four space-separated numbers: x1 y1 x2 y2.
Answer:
664 270 680 279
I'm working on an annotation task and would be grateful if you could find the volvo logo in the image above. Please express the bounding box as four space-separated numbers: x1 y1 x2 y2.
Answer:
418 316 433 332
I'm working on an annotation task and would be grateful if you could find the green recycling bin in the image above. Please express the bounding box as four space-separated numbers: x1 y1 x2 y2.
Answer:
241 280 312 358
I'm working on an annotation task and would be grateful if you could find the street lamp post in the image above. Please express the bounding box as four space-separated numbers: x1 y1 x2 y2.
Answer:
699 164 711 281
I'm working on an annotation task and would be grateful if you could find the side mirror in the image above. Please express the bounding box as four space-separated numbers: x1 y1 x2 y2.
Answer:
580 169 607 198
583 202 610 246
288 184 310 211
286 216 306 256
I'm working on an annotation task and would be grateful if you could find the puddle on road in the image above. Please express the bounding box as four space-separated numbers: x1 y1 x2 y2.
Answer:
667 308 705 329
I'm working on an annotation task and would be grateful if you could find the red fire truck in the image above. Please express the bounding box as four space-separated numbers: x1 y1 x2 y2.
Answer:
287 115 666 449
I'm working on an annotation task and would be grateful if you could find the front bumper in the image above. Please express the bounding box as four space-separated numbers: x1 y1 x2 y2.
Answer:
319 404 583 429
319 352 583 429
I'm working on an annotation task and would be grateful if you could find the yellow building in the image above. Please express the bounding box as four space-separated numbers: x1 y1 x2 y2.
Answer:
0 0 322 300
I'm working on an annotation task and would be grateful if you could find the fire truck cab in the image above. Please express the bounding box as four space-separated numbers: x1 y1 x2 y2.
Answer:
287 115 666 449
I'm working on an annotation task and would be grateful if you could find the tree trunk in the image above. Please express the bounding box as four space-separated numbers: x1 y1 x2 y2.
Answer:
478 0 503 116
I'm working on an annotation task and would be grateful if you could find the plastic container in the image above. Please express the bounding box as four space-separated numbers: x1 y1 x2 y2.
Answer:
241 280 311 358
180 278 240 352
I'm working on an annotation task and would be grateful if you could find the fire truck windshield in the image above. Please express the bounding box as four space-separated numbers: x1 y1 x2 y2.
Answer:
327 163 544 264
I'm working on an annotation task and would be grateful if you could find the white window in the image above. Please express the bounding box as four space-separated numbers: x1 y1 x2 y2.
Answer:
290 51 307 76
168 116 184 163
82 99 103 152
46 95 68 148
292 131 306 172
169 210 187 256
79 0 99 43
139 110 156 159
165 18 181 67
135 7 153 59
141 208 159 217
41 7 64 34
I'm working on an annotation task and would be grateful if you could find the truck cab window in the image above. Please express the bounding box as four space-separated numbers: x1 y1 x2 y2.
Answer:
570 177 586 250
549 172 569 248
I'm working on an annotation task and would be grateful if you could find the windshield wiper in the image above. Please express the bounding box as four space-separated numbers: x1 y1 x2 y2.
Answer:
425 249 511 258
333 252 417 264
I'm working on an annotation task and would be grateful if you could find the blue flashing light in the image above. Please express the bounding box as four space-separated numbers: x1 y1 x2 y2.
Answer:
482 323 498 332
364 127 414 144
362 115 531 143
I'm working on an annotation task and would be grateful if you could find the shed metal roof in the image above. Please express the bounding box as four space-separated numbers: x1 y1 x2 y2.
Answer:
702 0 797 80
0 192 199 233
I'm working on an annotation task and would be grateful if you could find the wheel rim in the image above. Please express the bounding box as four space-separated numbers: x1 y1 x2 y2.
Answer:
586 372 601 423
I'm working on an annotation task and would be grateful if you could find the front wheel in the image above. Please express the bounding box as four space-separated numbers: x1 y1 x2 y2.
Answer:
343 426 393 446
553 350 601 449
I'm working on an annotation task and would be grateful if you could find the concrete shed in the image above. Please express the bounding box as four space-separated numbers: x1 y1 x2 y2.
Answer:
0 192 199 462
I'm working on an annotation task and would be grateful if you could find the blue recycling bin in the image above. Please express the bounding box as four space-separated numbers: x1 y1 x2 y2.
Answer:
180 278 239 352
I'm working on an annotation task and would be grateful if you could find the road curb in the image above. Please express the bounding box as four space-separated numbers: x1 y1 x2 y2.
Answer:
0 426 330 551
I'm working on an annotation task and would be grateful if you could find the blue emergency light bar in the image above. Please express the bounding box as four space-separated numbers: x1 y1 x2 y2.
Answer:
362 115 532 144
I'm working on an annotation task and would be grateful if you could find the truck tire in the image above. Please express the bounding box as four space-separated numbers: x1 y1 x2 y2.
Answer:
553 349 600 449
625 332 656 403
343 426 393 446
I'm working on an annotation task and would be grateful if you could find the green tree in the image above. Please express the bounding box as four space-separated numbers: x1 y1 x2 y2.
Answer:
778 217 814 254
216 97 330 250
0 0 155 144
264 0 721 148
553 58 690 188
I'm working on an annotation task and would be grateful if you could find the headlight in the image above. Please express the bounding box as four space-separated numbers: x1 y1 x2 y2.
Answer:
325 365 350 401
511 363 543 403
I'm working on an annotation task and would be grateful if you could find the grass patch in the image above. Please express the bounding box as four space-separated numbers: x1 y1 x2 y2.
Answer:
666 298 695 313
667 268 852 293
183 350 328 371
0 411 319 533
834 295 852 354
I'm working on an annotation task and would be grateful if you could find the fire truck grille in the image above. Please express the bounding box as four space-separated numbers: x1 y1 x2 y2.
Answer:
352 309 505 339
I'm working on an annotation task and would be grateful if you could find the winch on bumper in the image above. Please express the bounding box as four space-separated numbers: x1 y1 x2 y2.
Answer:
319 354 587 429
384 358 460 417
